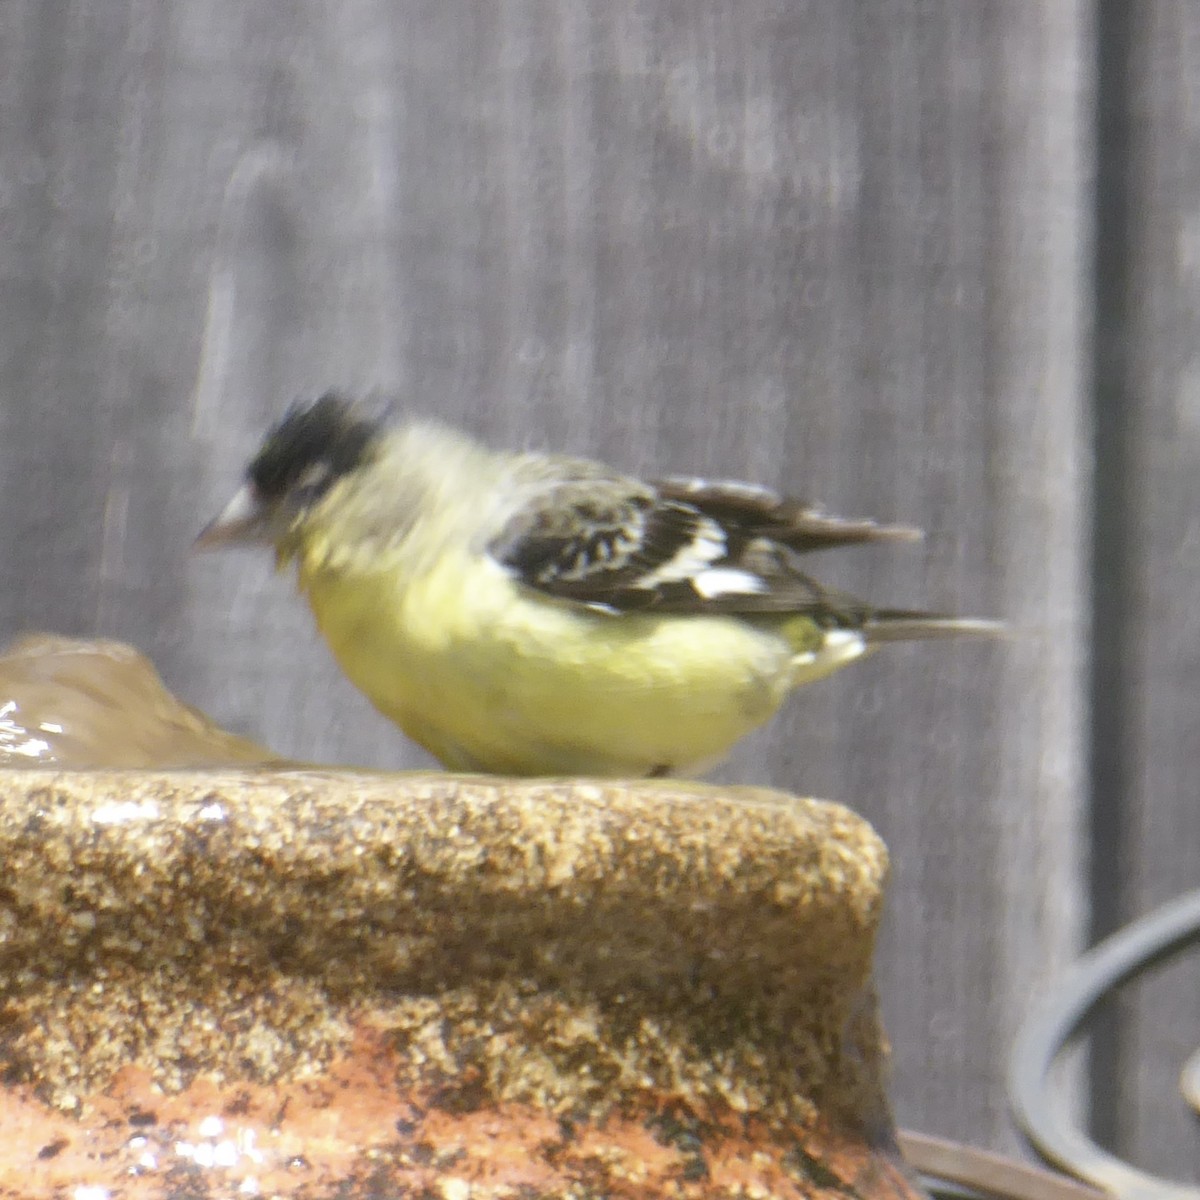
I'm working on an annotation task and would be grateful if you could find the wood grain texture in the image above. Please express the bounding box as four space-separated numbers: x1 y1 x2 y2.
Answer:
0 0 1104 1165
1092 0 1200 1181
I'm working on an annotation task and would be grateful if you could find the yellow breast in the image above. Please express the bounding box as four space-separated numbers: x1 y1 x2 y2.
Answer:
296 548 803 776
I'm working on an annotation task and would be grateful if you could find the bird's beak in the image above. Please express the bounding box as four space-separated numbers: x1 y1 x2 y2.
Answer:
194 485 272 549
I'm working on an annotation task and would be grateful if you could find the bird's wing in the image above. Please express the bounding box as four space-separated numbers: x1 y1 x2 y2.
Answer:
488 467 891 618
654 476 922 551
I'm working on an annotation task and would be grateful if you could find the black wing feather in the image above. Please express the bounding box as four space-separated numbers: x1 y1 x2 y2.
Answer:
489 471 901 622
491 483 711 609
655 476 921 551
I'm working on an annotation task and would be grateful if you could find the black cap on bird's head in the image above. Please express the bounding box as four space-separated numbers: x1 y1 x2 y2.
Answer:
248 393 385 504
196 392 388 548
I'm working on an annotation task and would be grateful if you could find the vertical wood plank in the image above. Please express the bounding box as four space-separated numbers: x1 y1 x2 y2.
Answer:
1097 0 1200 1180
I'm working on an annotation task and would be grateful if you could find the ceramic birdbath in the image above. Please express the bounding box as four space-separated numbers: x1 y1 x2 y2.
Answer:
0 636 919 1200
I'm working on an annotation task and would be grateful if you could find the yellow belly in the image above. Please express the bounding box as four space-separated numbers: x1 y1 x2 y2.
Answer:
298 551 853 776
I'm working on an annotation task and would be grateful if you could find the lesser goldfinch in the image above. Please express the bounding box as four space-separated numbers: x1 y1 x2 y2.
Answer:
197 393 999 776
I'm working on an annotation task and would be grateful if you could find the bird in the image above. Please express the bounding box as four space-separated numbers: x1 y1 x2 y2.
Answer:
197 392 1001 777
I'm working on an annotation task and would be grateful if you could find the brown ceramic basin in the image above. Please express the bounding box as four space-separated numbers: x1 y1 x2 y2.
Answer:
0 637 915 1199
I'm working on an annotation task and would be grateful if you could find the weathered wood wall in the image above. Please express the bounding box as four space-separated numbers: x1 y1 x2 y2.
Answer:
0 0 1192 1179
1093 0 1200 1181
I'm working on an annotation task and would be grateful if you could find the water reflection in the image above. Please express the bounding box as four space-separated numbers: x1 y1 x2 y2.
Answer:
0 634 280 769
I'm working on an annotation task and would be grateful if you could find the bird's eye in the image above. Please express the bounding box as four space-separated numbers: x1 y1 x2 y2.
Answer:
292 461 333 504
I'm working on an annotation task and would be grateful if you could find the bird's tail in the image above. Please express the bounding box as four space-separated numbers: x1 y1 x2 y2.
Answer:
862 611 1006 644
